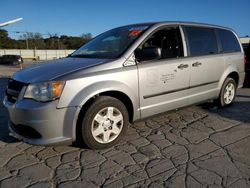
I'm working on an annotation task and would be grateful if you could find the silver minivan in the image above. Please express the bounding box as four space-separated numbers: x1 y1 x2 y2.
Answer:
3 22 245 149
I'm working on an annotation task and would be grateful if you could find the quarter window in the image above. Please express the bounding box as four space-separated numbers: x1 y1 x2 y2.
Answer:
185 26 218 56
218 29 241 53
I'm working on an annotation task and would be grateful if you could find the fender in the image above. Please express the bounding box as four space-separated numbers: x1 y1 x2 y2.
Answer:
58 80 140 141
218 64 239 90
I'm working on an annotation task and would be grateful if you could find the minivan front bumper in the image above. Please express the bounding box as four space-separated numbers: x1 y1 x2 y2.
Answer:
3 97 78 145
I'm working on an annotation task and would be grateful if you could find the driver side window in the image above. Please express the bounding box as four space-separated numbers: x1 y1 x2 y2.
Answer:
135 27 184 61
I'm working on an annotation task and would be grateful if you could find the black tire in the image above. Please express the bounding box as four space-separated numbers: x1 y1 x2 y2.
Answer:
216 77 237 107
79 96 129 150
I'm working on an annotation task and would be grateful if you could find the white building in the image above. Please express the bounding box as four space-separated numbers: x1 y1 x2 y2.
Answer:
240 37 250 44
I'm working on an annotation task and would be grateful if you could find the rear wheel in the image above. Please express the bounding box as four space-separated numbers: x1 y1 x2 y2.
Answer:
217 78 236 107
80 96 129 149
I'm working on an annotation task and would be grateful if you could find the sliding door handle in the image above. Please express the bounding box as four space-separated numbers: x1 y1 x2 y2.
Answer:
177 64 189 69
192 62 202 67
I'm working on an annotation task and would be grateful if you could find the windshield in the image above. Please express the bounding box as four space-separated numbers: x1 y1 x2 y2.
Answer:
71 24 150 59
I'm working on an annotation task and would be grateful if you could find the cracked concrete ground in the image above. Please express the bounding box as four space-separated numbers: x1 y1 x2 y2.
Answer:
0 65 250 187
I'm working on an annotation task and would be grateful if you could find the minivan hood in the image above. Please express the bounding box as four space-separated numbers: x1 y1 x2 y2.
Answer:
13 57 110 83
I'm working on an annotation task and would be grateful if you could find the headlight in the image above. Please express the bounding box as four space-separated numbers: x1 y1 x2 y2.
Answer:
24 81 65 102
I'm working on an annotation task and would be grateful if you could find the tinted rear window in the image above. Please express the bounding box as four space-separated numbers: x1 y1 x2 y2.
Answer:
218 29 241 53
185 26 218 56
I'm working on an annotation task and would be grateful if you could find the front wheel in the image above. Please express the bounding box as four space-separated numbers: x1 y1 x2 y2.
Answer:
80 96 129 150
217 78 237 107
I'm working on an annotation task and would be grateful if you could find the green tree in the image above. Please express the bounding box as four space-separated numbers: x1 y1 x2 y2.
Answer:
20 32 46 49
0 30 92 49
0 29 14 48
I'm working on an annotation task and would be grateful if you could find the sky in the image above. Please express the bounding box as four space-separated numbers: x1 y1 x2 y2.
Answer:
1 0 250 39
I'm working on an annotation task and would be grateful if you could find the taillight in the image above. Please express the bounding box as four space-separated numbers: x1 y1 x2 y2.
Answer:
244 55 247 64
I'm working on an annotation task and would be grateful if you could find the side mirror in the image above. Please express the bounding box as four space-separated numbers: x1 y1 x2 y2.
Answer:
135 47 161 61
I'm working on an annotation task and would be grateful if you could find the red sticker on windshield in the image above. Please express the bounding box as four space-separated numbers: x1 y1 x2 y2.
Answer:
129 30 143 37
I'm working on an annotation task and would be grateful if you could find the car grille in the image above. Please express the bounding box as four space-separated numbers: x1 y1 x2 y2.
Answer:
6 79 27 103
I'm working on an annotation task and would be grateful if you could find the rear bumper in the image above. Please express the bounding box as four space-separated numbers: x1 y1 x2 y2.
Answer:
3 97 78 146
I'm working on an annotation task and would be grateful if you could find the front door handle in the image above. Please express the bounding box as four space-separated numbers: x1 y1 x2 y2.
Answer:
177 64 189 69
192 62 202 67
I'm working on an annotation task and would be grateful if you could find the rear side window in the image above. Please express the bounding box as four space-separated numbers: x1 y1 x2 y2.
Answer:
184 26 218 56
217 29 241 53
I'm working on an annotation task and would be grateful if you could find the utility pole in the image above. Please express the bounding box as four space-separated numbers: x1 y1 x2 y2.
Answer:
15 31 29 49
25 34 29 49
57 37 60 49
